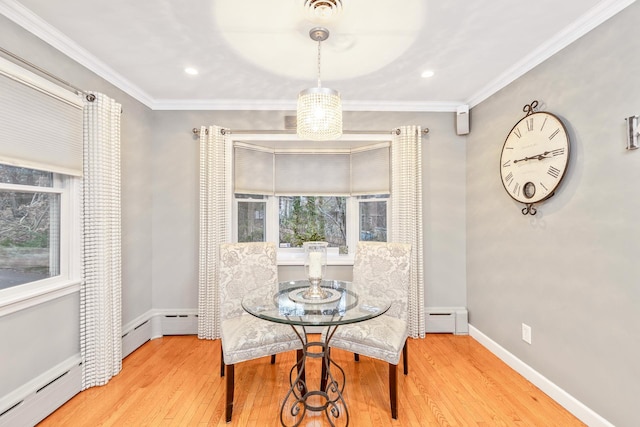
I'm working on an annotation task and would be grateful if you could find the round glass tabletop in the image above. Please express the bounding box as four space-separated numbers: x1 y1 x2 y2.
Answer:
242 280 390 326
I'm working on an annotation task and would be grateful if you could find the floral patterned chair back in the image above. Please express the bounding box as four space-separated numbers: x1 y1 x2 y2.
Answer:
352 241 412 320
219 242 278 319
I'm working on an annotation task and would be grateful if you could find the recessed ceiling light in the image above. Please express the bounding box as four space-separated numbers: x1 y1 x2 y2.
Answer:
421 70 435 78
185 67 199 75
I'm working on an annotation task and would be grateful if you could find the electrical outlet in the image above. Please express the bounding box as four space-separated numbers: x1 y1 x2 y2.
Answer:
522 323 532 344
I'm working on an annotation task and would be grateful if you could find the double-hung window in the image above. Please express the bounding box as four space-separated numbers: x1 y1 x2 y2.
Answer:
0 165 75 291
233 138 390 261
0 56 83 313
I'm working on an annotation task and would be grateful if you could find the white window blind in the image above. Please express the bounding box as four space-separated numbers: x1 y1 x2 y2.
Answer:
0 56 83 176
234 145 274 194
275 153 351 196
351 145 390 195
233 142 390 196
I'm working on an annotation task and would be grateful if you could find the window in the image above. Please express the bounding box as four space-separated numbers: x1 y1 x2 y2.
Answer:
236 194 266 243
234 194 388 255
279 196 347 248
231 135 392 259
0 57 83 314
358 195 388 242
0 164 76 292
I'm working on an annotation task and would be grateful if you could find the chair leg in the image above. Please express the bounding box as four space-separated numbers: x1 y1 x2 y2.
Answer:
354 353 360 362
271 354 276 364
220 348 225 377
403 341 408 375
389 363 398 419
225 364 235 423
296 349 305 382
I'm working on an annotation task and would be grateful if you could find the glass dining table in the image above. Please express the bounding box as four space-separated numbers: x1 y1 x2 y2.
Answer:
242 279 390 427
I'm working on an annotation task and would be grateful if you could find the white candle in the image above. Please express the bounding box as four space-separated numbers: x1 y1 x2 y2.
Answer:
308 252 322 278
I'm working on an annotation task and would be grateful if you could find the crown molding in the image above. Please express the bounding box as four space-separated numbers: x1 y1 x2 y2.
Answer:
151 98 296 111
342 100 460 112
466 0 636 108
152 98 461 112
0 0 155 108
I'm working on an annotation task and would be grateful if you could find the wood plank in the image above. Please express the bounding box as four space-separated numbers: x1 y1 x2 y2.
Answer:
37 334 586 427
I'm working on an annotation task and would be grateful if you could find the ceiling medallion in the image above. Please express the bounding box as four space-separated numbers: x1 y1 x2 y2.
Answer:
303 0 344 21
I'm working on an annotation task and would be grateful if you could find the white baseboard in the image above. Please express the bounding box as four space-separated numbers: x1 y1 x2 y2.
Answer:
0 308 199 426
122 308 198 357
469 325 613 427
0 356 82 427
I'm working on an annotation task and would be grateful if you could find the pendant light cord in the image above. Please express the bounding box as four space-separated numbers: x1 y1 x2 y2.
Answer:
317 39 322 88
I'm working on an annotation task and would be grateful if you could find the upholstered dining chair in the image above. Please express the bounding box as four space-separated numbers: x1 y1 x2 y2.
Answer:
219 242 303 422
324 241 412 419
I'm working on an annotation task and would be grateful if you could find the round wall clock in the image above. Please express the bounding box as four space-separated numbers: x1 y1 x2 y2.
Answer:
499 101 570 215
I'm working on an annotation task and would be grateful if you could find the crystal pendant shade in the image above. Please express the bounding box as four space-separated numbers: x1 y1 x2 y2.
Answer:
297 87 343 141
296 26 343 141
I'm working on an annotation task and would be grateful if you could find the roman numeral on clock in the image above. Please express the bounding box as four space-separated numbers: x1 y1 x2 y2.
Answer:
549 128 560 140
548 165 561 179
513 128 522 139
505 172 513 183
540 116 548 131
526 118 534 131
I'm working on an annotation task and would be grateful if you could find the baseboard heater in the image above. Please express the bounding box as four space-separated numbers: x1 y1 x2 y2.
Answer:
425 307 468 335
0 359 82 427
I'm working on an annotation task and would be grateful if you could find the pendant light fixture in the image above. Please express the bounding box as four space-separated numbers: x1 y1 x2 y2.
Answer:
296 27 343 141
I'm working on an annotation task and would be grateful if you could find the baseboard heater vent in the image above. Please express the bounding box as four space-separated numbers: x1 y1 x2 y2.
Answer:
0 400 23 418
134 319 149 330
0 360 81 427
162 313 198 336
36 370 69 394
426 307 468 335
122 318 152 358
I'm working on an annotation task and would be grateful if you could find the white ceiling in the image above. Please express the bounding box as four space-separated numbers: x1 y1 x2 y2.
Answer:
0 0 632 111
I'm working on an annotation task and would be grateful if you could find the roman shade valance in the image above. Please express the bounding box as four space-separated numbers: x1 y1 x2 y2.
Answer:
351 144 390 195
234 145 274 195
234 142 390 196
0 56 84 176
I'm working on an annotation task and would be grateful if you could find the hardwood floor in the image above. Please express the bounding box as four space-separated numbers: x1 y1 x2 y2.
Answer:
38 334 585 426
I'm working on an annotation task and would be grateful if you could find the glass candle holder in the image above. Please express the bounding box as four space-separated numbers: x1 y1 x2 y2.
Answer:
303 241 329 299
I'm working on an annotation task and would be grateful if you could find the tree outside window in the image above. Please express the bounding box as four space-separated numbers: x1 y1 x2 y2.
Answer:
279 196 346 247
0 165 60 290
359 200 387 242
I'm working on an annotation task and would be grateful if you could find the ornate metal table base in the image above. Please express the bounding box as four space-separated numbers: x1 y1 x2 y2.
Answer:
281 325 348 427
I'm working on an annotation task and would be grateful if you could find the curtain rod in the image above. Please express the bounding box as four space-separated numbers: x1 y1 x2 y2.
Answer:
0 46 96 102
192 128 430 136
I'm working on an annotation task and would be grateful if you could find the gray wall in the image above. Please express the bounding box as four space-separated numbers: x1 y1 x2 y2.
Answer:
1 13 466 406
151 110 467 310
467 3 640 426
5 2 638 424
0 15 154 399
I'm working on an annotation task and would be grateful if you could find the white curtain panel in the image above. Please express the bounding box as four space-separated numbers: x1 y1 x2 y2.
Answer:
198 126 232 339
80 92 122 389
391 126 426 338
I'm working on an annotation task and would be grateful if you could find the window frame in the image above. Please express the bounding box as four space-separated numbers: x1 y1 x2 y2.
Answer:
357 195 390 243
0 169 81 317
227 132 393 266
233 194 389 265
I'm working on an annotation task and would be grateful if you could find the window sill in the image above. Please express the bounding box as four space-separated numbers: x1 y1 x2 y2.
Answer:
277 251 354 266
0 278 81 318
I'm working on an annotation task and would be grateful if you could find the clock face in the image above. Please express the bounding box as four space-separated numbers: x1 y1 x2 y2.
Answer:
499 111 570 204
